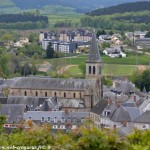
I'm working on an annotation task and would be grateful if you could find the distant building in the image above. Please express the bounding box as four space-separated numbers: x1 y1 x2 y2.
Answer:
42 39 76 53
135 38 150 49
103 47 126 58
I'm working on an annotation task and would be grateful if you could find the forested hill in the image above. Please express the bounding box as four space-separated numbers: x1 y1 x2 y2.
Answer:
11 0 144 13
87 1 150 16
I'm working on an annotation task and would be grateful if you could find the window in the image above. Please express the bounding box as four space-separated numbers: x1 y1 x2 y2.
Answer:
61 117 65 123
45 92 47 97
64 92 66 98
73 117 76 123
93 66 96 74
89 66 91 74
41 117 45 122
54 117 58 123
35 91 38 97
73 93 76 98
47 117 51 122
103 110 111 117
24 91 27 96
54 92 57 96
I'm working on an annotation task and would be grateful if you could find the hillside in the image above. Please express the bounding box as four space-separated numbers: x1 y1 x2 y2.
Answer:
1 0 145 13
87 1 150 16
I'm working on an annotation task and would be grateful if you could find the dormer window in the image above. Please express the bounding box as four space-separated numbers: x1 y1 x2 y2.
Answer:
61 117 65 123
103 109 111 117
47 117 51 122
41 117 45 122
54 117 58 123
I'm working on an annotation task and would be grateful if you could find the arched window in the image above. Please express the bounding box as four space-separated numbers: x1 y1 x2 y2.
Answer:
35 91 38 97
54 92 57 96
45 92 47 97
73 93 76 98
89 66 91 74
24 91 27 96
64 92 66 98
93 66 96 74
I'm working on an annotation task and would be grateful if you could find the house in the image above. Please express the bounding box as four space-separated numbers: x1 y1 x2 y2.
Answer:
135 38 150 49
90 100 138 135
111 36 123 45
134 110 150 130
99 35 111 41
23 110 89 128
134 31 148 39
111 78 136 95
103 47 126 58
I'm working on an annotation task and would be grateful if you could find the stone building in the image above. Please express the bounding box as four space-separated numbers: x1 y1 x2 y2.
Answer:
8 33 103 111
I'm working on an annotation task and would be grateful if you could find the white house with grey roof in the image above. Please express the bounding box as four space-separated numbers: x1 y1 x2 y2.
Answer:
8 33 103 111
134 110 150 130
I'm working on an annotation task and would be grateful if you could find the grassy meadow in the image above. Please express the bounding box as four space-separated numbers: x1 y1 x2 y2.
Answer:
40 54 150 78
46 54 150 65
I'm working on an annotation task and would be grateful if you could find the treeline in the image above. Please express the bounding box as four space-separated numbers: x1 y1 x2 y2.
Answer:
87 1 150 16
0 13 48 23
80 11 150 31
0 119 150 150
115 14 150 24
0 21 47 30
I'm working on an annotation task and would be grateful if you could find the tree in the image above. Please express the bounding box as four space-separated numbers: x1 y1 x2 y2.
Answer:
79 62 86 76
46 43 54 59
131 69 150 92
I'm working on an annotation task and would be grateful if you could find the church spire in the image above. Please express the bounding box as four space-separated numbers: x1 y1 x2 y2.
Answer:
86 32 102 79
86 33 102 63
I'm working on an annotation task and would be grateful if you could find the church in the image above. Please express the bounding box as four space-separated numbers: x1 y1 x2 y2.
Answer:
8 33 103 111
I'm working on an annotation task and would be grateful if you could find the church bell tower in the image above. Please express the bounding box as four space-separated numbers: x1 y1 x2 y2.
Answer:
86 33 102 79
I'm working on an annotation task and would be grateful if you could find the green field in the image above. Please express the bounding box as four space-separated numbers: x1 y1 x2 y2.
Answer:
46 54 150 65
47 13 82 27
64 64 137 77
42 54 150 77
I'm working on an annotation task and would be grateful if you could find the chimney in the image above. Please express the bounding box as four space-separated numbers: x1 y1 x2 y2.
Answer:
107 99 112 105
123 121 127 127
113 124 116 129
115 101 120 108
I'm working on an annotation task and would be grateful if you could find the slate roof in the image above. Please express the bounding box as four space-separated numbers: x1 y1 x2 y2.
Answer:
110 106 132 122
124 107 140 121
7 96 46 110
121 103 136 107
101 102 133 122
134 110 150 124
0 104 25 123
90 100 108 114
10 77 96 90
34 97 59 111
118 125 134 137
57 98 84 108
86 33 101 63
24 111 89 122
103 92 128 102
0 97 7 104
111 80 136 95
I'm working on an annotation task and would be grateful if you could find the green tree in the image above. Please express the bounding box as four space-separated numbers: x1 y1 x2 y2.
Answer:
131 69 150 92
79 62 86 75
46 43 54 59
